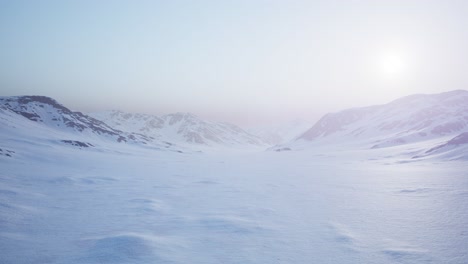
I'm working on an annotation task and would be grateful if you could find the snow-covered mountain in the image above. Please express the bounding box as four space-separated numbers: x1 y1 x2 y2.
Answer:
279 90 468 159
248 120 311 145
90 110 267 148
3 94 468 264
0 96 174 150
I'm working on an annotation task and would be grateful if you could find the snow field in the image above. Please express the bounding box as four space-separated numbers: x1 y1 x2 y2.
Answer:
1 143 467 263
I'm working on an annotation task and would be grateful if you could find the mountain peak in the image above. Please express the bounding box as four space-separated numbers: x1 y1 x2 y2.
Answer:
0 95 69 113
388 89 468 105
17 95 59 104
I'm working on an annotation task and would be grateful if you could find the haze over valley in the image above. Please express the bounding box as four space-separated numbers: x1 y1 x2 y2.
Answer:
1 1 468 263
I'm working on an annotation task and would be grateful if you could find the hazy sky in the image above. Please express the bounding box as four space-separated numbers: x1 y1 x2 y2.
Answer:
1 0 468 126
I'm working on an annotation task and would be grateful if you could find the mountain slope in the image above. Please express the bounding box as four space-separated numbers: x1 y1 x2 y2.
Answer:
90 110 267 147
275 90 468 160
415 132 468 160
297 90 468 146
0 96 178 151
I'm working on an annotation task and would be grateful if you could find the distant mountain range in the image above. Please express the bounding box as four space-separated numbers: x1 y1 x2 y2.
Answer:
89 110 266 147
0 96 266 154
1 91 468 160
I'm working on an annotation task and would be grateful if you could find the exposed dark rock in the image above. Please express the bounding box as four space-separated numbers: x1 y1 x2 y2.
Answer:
17 96 70 113
60 140 94 148
0 148 15 157
17 111 41 121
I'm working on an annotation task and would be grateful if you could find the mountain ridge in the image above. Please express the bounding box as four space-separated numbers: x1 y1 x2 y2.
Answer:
275 90 468 160
297 90 468 143
0 95 166 149
89 110 267 147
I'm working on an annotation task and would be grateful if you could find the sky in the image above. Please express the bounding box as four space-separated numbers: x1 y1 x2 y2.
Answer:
1 0 468 127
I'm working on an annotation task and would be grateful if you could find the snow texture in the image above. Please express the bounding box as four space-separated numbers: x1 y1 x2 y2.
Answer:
1 93 468 263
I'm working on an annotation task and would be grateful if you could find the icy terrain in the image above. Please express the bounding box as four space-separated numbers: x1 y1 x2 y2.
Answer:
1 141 467 263
1 92 468 263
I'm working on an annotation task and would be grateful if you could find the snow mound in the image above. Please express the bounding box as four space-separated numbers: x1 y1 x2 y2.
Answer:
77 234 166 263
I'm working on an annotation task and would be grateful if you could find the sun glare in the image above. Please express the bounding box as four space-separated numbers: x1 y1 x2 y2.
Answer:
380 52 406 78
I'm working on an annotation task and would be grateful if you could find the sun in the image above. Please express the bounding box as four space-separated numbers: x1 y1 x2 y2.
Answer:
379 51 406 78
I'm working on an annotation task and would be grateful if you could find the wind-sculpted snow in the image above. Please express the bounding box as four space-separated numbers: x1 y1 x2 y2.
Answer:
0 140 467 263
0 148 14 157
76 234 169 263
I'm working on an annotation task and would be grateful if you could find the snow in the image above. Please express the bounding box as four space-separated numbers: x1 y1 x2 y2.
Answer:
1 94 468 263
1 138 468 263
272 90 468 162
89 110 266 148
293 90 468 150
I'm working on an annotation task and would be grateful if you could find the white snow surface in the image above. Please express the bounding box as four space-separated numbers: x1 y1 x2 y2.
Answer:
1 139 467 263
